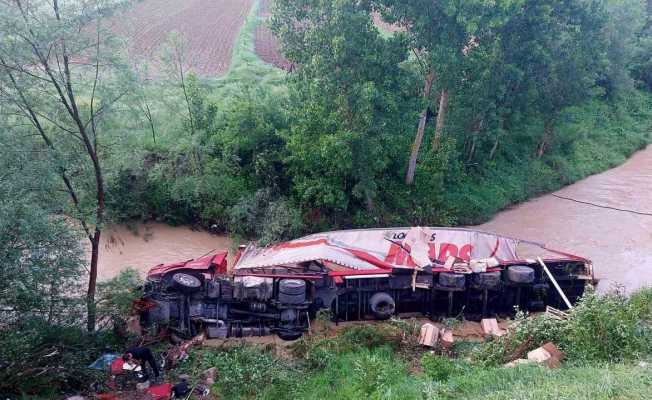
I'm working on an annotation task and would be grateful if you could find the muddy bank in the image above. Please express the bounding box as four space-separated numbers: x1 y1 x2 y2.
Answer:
479 145 652 293
96 223 233 281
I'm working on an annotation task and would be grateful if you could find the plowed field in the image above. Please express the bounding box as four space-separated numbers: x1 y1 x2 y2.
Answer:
254 0 292 70
110 0 253 77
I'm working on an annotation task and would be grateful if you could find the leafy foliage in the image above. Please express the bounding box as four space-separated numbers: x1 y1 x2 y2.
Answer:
473 288 652 365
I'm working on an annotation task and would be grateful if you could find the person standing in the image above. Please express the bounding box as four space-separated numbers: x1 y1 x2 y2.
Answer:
122 346 160 379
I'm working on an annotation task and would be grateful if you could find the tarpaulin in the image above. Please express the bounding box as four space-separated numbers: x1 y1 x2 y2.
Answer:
234 227 520 272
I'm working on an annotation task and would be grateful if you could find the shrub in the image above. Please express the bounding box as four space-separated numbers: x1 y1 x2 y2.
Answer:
228 189 304 245
472 311 564 366
184 345 300 399
0 319 118 397
420 353 468 382
560 289 652 362
474 288 652 365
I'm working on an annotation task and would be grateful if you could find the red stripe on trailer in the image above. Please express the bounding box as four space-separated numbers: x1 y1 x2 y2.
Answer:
328 269 391 277
272 238 329 250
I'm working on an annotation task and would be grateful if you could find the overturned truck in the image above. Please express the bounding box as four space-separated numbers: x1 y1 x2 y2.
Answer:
138 227 594 341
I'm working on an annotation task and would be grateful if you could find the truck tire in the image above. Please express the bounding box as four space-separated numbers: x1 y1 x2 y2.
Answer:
369 292 395 320
471 271 502 289
507 266 535 284
171 273 201 293
279 279 306 304
438 272 466 289
279 279 306 295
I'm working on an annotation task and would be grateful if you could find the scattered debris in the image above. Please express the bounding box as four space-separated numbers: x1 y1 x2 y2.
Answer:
418 323 440 347
440 329 454 348
504 358 534 368
201 367 217 386
126 315 142 335
481 318 507 337
527 347 551 363
164 334 205 369
545 305 570 320
527 342 564 368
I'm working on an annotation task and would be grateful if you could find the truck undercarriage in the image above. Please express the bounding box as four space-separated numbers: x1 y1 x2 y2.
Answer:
138 227 593 341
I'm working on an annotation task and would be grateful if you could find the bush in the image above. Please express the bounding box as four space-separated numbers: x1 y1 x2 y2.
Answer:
561 289 652 362
0 319 119 397
182 345 300 399
474 288 652 365
472 311 564 366
228 189 304 245
420 353 468 382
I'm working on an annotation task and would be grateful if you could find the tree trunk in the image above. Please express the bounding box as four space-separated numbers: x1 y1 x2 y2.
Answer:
431 90 449 151
489 134 499 160
86 233 100 332
537 120 553 158
405 71 434 185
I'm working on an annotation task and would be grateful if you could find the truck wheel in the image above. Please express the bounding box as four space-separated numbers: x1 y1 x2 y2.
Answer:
369 292 395 320
438 272 466 289
507 266 535 284
279 279 306 304
472 271 502 289
171 273 202 293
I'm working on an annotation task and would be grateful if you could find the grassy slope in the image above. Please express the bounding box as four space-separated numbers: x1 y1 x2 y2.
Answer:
210 0 287 95
181 341 652 400
449 93 652 225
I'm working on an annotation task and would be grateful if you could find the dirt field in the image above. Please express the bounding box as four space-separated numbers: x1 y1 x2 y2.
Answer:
254 0 292 70
372 12 404 34
109 0 253 77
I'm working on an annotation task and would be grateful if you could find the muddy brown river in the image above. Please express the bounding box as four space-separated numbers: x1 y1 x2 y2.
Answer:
96 146 652 292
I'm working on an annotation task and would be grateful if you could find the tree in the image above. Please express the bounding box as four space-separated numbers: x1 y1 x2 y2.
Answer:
0 0 132 331
161 32 197 136
271 0 415 221
374 0 498 182
0 133 85 325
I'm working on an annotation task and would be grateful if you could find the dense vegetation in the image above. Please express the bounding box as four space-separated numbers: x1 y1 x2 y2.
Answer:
171 288 652 400
104 0 652 237
1 0 652 397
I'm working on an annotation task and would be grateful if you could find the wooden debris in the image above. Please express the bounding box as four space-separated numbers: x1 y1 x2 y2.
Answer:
481 318 507 337
545 306 570 320
418 323 440 347
440 329 454 348
527 342 564 368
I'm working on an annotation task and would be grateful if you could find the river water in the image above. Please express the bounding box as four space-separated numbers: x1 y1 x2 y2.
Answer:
96 223 232 281
96 146 652 292
479 145 652 293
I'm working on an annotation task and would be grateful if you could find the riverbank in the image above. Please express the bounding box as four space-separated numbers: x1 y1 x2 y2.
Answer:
97 145 652 293
479 144 652 293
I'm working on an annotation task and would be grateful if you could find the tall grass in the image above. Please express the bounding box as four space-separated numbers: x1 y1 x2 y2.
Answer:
177 288 652 400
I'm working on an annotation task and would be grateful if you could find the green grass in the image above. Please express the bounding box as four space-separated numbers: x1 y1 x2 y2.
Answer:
210 0 288 96
176 290 652 400
182 344 652 400
448 93 652 225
